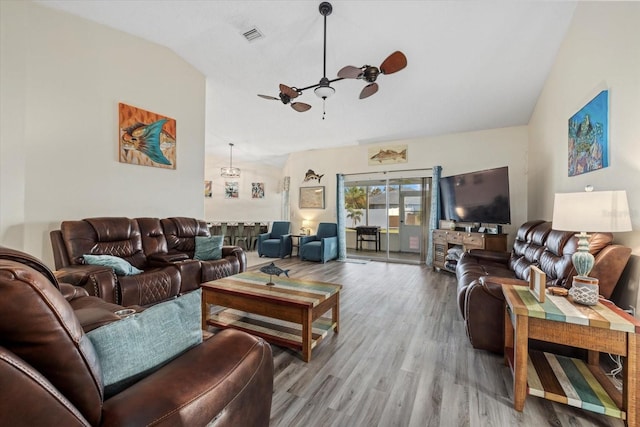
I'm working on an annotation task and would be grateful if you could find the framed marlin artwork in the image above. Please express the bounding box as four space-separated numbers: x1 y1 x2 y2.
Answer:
368 144 407 166
119 103 176 169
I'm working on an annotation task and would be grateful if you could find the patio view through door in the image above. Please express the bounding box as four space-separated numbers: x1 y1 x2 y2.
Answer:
344 175 431 264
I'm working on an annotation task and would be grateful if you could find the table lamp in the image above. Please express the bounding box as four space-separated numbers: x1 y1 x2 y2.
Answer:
552 189 632 304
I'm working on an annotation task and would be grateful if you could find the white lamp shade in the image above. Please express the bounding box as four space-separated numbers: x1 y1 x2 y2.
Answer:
314 85 335 98
552 190 632 232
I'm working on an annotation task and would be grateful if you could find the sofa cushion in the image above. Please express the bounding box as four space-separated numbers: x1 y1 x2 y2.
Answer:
83 254 143 276
194 235 224 261
86 289 202 397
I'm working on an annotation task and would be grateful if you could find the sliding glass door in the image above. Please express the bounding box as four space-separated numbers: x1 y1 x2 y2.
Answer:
344 175 431 264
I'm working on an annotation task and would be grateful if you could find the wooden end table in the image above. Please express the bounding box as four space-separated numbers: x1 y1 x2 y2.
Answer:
201 272 341 362
503 284 639 426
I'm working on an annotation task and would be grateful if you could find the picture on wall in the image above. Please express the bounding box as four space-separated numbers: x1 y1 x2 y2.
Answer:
225 181 239 199
299 186 325 209
252 182 265 199
368 144 407 165
119 103 176 169
568 90 609 176
204 181 212 198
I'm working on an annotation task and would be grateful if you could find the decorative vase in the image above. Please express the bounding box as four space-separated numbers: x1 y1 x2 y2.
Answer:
569 276 599 306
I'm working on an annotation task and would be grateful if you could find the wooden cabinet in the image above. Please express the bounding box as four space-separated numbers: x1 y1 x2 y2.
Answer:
432 229 507 272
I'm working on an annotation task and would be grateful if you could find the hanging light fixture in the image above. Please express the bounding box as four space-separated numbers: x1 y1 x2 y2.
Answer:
220 143 240 178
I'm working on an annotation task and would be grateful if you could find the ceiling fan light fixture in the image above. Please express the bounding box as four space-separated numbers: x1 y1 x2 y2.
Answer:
315 85 335 99
220 142 240 178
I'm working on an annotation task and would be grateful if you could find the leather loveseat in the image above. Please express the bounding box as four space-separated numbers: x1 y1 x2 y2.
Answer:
51 217 246 307
456 220 631 353
0 246 273 427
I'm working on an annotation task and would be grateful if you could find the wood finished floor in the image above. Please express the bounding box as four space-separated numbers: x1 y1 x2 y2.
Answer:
243 256 624 427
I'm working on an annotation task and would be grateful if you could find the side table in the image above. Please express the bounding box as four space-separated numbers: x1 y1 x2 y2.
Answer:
502 284 639 426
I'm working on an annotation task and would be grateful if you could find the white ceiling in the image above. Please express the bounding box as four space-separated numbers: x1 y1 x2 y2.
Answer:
37 1 577 166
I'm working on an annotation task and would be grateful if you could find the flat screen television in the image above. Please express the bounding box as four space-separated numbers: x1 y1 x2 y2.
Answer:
440 166 511 224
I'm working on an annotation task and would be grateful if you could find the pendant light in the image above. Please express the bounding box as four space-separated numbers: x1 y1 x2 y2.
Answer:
220 143 240 178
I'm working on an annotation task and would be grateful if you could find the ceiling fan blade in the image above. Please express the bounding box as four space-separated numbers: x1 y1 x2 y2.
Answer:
337 65 363 79
359 83 379 99
380 51 407 75
291 102 312 112
258 94 279 100
279 84 299 99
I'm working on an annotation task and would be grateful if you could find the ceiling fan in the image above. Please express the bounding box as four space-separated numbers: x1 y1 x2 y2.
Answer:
257 2 407 115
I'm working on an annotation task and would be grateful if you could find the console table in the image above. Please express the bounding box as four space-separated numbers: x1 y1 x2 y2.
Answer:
432 229 507 272
503 284 639 426
355 226 381 251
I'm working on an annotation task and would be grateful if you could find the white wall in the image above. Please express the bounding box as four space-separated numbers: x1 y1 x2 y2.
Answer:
283 126 529 246
204 156 285 222
0 2 206 266
528 2 640 311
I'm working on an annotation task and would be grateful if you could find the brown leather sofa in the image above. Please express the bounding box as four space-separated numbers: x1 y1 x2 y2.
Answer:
51 217 246 307
456 220 631 354
0 246 273 427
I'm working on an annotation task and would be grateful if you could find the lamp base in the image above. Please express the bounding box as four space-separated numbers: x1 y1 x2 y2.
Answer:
572 232 594 277
569 276 599 306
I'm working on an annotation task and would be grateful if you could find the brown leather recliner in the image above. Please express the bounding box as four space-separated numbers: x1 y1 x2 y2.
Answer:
0 246 273 427
456 220 631 354
51 217 247 307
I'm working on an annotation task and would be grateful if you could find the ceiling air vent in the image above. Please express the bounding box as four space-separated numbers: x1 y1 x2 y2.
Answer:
242 27 263 42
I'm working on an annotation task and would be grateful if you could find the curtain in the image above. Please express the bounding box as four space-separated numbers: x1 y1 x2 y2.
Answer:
336 174 347 260
426 165 442 266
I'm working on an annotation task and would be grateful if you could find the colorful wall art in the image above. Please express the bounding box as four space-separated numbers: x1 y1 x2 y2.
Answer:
568 90 609 176
252 182 265 199
119 103 176 169
204 181 212 198
225 181 239 199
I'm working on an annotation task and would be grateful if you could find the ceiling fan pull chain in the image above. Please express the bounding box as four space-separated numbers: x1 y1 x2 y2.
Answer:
322 98 327 120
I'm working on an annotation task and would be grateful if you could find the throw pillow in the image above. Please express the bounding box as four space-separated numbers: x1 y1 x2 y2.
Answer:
83 254 143 276
86 289 203 397
194 235 224 261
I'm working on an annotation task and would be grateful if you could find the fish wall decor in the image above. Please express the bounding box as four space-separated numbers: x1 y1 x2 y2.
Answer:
119 103 176 169
367 144 408 165
304 169 324 183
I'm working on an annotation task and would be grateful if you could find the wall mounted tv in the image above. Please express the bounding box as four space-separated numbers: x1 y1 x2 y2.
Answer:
440 166 511 225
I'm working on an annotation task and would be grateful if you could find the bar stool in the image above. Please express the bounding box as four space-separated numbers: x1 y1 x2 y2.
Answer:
250 223 263 251
234 222 251 250
225 222 238 246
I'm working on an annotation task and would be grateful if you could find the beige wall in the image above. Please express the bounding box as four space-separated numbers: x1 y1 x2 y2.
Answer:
528 2 640 311
204 157 285 222
0 1 206 266
283 126 529 247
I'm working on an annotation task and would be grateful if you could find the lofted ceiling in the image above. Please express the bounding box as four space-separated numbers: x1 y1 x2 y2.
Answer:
37 1 577 166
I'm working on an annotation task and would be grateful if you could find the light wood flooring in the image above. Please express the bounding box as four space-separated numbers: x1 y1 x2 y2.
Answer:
242 256 625 427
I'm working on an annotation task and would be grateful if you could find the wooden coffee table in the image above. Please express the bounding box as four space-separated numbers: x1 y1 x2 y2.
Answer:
201 272 341 362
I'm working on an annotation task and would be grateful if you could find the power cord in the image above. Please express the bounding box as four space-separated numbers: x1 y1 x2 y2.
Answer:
606 353 623 391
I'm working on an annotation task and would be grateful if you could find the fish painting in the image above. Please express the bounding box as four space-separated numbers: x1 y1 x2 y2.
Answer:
304 169 324 183
259 262 290 286
369 148 407 164
121 119 174 165
119 103 176 169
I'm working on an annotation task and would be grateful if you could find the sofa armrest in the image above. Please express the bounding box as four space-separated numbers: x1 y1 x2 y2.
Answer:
479 276 528 299
223 246 247 273
100 329 273 427
147 252 189 264
54 266 119 304
466 249 510 264
58 282 89 301
590 244 632 299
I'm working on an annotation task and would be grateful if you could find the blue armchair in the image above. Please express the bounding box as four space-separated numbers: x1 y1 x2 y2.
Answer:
257 221 292 258
299 223 338 263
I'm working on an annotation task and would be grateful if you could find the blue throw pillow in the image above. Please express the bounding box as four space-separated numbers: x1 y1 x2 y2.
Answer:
83 254 143 276
86 289 203 396
194 235 224 261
